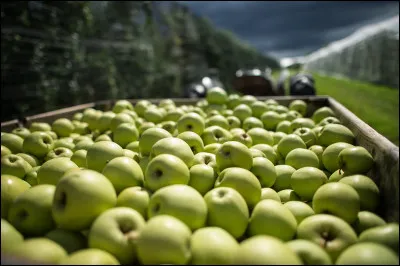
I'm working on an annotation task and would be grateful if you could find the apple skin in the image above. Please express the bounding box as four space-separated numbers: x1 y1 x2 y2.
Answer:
234 235 302 265
247 127 274 146
37 157 79 185
52 118 75 138
250 157 277 188
134 99 152 117
177 131 204 154
193 152 216 166
116 186 150 220
249 148 266 158
1 133 24 153
139 122 155 135
285 148 320 169
144 154 190 192
205 115 230 130
317 124 355 147
86 141 124 173
113 123 139 148
337 146 374 175
250 101 269 118
1 145 12 157
204 143 222 155
284 201 315 224
277 134 307 158
8 184 56 237
136 215 192 265
227 116 241 129
52 169 117 231
96 111 116 133
312 182 360 224
248 199 298 241
24 166 40 186
242 117 263 131
112 99 134 113
1 154 33 179
22 131 54 158
2 176 31 212
216 141 253 171
352 211 386 234
312 107 336 123
296 214 358 262
16 153 40 168
109 113 134 132
336 242 399 265
231 132 253 147
215 167 261 209
251 144 278 164
45 228 87 254
189 164 216 196
359 223 399 253
261 188 281 202
190 227 239 265
286 239 332 265
277 189 301 203
125 141 140 153
45 147 74 161
150 137 195 168
308 145 325 169
139 127 172 156
1 218 24 253
206 87 228 105
233 104 253 122
276 120 291 133
12 127 31 139
6 238 68 264
29 122 52 132
293 127 316 147
289 100 307 116
317 116 341 127
261 111 284 131
273 165 296 191
165 108 185 122
147 184 207 230
289 118 315 133
70 149 88 168
102 156 144 194
202 125 232 146
88 207 145 264
322 142 354 173
176 112 206 136
291 167 328 201
328 169 346 182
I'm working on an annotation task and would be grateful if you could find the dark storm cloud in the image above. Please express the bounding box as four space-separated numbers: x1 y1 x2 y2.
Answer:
180 1 399 58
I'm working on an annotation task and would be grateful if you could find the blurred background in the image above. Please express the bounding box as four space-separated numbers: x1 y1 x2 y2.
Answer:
1 1 399 144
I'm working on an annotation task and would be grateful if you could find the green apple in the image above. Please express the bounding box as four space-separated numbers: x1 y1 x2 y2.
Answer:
37 157 79 185
338 174 380 211
112 123 139 148
291 167 328 201
45 147 74 161
289 118 315 133
206 87 228 105
204 187 249 239
227 116 241 129
158 121 177 135
8 184 56 236
312 182 360 224
102 156 144 193
12 127 31 139
193 152 216 166
95 134 112 142
250 157 276 188
338 146 374 175
73 135 92 145
251 144 278 164
177 112 205 136
228 94 241 109
88 207 145 264
1 145 12 157
234 235 302 264
293 127 316 147
177 131 204 154
46 228 87 254
145 154 190 192
84 110 103 132
216 141 253 171
261 187 281 202
53 137 75 150
29 122 52 132
139 127 172 156
125 141 140 153
317 116 341 127
276 120 292 133
22 131 54 158
144 107 165 124
72 121 90 135
139 122 155 135
248 199 297 241
86 141 124 172
249 101 268 118
112 99 134 113
261 111 283 130
138 155 150 173
309 145 325 169
134 100 152 117
285 148 320 169
321 142 354 173
1 175 31 218
6 238 67 264
190 227 239 265
336 242 399 265
165 108 185 122
1 154 32 179
204 143 222 154
136 215 192 265
328 169 346 182
247 127 274 146
289 100 307 116
242 117 263 131
233 104 252 122
52 118 75 138
70 149 88 168
215 167 261 209
52 169 117 231
2 133 24 153
284 201 315 224
277 134 306 158
359 223 399 253
312 107 336 124
24 166 40 186
275 105 289 114
287 239 332 265
1 218 24 253
72 112 83 121
188 164 216 195
312 125 324 137
277 189 301 203
201 125 232 145
117 186 150 219
273 165 296 191
109 113 134 132
286 110 302 121
249 148 266 158
150 137 195 168
353 211 386 234
240 95 257 106
231 132 253 147
205 115 229 129
96 111 116 133
296 214 358 261
317 124 355 147
123 149 137 159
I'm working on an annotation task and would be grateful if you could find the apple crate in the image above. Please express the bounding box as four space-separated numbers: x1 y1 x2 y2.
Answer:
1 95 399 264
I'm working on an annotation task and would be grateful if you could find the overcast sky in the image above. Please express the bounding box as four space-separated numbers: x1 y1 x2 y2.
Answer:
180 1 399 59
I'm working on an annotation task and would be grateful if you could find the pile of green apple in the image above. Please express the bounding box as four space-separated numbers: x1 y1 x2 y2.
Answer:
1 87 399 265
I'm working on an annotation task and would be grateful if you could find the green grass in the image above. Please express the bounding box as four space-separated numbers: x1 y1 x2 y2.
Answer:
271 70 399 146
